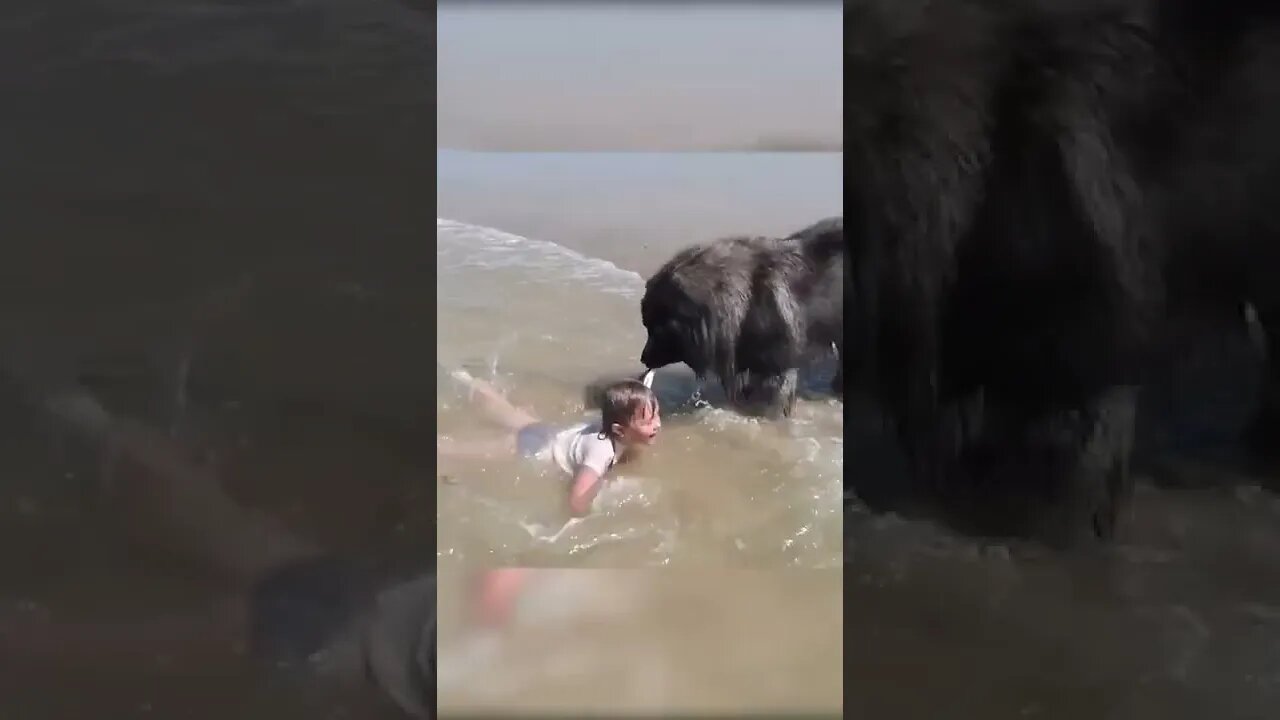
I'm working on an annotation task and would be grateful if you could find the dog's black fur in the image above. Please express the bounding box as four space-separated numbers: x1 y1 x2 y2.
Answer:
640 217 844 418
843 0 1280 544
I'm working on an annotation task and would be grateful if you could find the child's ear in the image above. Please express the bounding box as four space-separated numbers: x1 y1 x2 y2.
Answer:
610 422 624 437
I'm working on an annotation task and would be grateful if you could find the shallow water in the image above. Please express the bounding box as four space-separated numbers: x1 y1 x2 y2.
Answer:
436 148 847 277
434 150 845 714
435 213 844 568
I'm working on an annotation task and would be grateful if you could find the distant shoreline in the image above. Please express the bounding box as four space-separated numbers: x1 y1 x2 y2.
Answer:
437 143 843 153
437 131 841 154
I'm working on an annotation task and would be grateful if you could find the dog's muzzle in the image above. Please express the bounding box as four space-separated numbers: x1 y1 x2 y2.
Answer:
640 342 657 368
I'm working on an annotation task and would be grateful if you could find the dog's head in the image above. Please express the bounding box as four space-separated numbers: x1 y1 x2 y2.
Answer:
640 248 716 375
640 275 703 374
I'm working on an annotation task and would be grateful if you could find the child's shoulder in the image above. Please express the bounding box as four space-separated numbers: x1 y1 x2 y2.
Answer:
578 429 618 462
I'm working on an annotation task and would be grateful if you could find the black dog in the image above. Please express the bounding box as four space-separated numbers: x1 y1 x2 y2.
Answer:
843 0 1280 544
640 217 844 418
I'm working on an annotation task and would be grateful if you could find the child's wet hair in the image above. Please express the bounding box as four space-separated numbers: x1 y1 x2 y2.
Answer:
596 379 659 434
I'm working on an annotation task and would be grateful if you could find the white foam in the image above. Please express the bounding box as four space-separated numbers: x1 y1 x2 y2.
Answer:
437 218 644 298
519 517 584 544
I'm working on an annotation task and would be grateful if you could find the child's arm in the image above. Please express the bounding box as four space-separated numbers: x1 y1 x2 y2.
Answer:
568 467 603 516
567 438 615 516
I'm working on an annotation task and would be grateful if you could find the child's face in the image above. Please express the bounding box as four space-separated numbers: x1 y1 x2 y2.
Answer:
618 402 662 447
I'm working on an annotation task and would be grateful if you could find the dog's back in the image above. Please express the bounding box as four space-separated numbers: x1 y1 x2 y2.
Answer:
652 220 844 342
650 235 785 302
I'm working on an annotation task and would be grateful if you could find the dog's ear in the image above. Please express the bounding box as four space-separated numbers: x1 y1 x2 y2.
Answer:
736 274 800 375
644 279 719 376
677 313 716 376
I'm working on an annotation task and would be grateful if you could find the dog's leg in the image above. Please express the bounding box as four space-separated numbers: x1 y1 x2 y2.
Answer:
733 371 800 419
951 386 1137 545
1067 387 1139 543
723 372 751 414
779 368 800 417
832 340 845 397
1246 303 1280 464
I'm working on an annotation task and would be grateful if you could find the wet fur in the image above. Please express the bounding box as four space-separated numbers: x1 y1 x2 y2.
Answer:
844 0 1280 544
640 217 844 418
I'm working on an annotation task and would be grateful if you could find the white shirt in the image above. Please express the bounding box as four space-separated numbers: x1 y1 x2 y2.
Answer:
545 422 618 477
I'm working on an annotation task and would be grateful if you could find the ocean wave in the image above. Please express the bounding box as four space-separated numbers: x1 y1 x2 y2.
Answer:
437 218 644 298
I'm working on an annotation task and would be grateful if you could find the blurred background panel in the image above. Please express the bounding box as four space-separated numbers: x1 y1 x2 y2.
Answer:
436 566 843 717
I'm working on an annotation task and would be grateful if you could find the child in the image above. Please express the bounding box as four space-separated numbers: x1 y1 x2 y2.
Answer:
439 370 661 516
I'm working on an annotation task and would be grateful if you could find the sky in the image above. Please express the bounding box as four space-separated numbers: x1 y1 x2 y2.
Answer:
437 3 843 151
